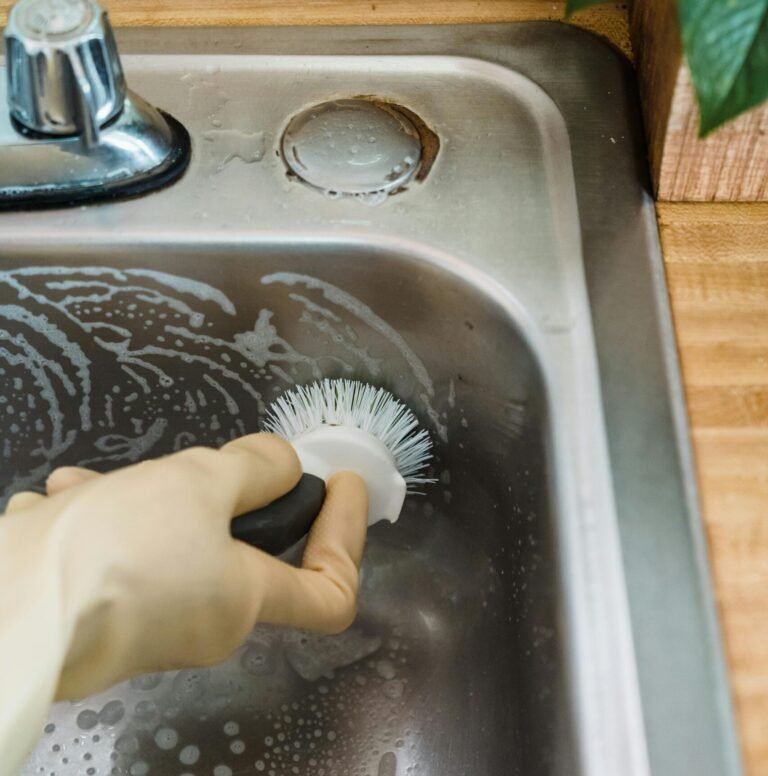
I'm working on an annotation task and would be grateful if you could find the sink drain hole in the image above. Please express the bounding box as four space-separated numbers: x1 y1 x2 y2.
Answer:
280 98 439 200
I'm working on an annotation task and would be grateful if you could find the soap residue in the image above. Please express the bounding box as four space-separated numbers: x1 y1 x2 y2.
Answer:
0 265 448 504
262 272 447 442
23 623 420 776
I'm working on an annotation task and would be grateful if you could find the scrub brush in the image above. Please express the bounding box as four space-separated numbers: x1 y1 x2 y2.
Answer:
230 379 434 554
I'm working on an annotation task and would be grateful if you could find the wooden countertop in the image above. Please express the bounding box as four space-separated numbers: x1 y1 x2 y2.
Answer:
1 2 765 773
0 1 634 54
659 202 768 775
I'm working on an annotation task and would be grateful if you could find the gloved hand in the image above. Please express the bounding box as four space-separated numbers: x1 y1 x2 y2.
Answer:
0 434 368 774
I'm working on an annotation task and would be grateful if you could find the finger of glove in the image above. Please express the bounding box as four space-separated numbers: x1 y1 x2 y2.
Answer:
47 467 103 495
303 472 368 573
159 433 301 520
4 491 46 514
241 471 369 633
44 435 299 526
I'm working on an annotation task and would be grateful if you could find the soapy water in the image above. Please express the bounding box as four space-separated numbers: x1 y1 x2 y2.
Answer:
23 624 419 776
182 71 268 175
19 504 492 776
0 266 447 506
1 265 463 774
18 499 493 776
203 128 266 171
0 262 507 775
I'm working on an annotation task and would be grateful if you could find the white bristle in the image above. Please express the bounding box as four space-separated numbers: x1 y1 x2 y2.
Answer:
263 379 434 489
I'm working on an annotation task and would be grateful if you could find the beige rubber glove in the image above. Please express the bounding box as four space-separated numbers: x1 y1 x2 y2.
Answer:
0 434 368 775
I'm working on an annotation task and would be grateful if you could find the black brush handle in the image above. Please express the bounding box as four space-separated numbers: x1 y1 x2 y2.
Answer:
230 473 326 556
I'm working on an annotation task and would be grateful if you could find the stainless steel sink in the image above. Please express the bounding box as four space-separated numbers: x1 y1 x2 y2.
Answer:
0 22 741 776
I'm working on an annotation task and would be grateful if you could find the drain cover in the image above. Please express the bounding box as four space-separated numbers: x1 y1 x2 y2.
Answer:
281 99 423 196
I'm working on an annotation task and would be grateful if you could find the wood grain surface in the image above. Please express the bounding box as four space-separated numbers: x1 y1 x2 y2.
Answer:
627 0 768 201
0 1 765 772
2 0 600 25
0 0 631 55
659 66 768 201
659 202 768 775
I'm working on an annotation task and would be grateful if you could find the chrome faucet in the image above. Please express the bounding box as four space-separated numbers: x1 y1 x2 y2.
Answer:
0 0 190 209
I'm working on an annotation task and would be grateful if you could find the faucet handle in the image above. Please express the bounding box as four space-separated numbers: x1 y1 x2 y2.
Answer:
5 0 126 144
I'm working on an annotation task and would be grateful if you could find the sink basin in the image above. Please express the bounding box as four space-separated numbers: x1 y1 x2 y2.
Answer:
0 22 740 776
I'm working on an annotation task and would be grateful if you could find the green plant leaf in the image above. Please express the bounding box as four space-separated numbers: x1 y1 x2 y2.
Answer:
680 0 768 135
564 0 606 16
562 0 768 134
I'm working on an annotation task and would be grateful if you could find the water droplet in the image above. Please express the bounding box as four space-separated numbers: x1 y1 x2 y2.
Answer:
115 735 139 755
133 700 158 724
223 720 239 736
130 672 163 691
44 723 55 734
214 766 233 776
76 710 98 731
98 699 125 726
172 669 209 701
376 660 397 680
154 727 179 750
383 679 404 699
129 762 149 776
179 744 200 765
230 739 246 754
241 642 275 675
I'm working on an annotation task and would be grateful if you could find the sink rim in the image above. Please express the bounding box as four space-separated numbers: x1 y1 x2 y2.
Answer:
0 20 742 776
